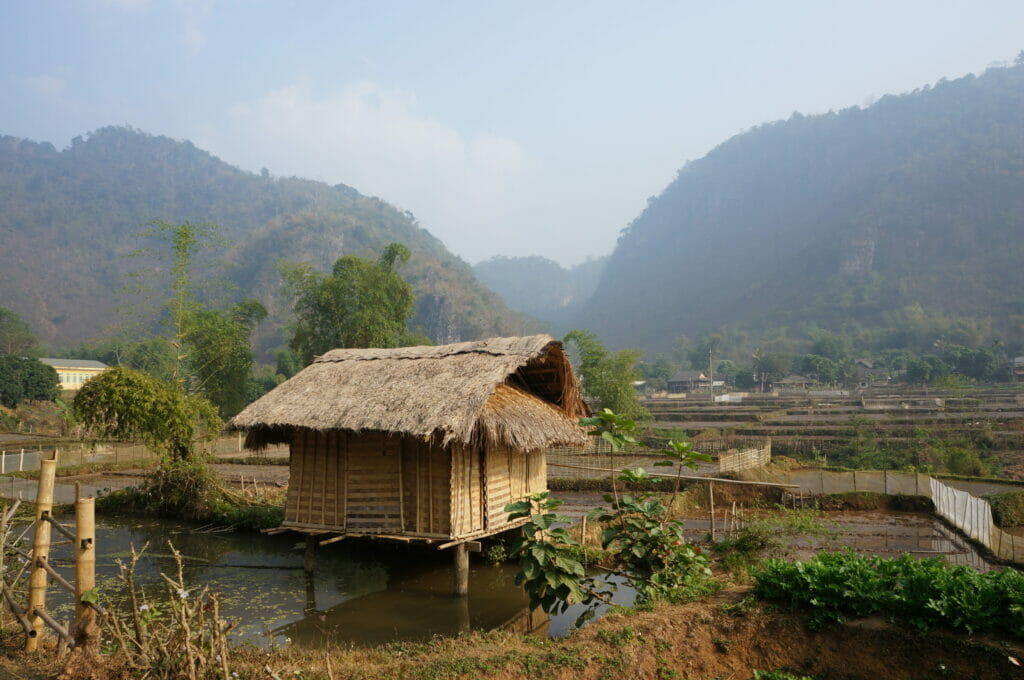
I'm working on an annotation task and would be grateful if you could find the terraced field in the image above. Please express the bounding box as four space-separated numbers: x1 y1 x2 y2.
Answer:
646 387 1024 475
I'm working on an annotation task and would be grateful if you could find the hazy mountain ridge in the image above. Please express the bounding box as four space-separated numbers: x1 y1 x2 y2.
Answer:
473 255 607 334
0 126 540 353
577 59 1024 351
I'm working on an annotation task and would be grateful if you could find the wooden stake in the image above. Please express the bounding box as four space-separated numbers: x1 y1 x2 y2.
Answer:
26 458 56 652
453 543 469 597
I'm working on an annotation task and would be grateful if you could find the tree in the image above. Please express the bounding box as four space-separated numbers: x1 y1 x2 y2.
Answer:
799 354 839 384
131 221 264 414
283 243 417 364
637 355 674 392
70 338 177 382
73 366 221 459
809 332 848 361
753 352 793 391
183 300 267 417
563 329 650 421
273 347 302 379
0 307 39 357
0 357 59 408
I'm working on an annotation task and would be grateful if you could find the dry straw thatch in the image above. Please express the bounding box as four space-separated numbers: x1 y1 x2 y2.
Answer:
230 335 589 450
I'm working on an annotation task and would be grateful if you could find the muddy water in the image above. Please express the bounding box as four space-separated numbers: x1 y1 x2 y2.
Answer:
785 512 995 571
12 513 633 648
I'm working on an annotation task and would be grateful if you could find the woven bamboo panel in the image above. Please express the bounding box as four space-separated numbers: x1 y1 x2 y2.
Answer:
450 444 484 537
285 429 346 528
483 446 547 530
527 449 546 494
485 445 513 528
345 432 402 532
401 437 452 536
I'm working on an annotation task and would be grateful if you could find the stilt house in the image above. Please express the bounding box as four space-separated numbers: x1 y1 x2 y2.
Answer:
229 335 589 544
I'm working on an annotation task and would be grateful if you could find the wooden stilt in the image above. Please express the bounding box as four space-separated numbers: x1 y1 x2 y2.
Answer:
455 589 471 633
26 458 56 652
453 543 469 597
304 535 317 574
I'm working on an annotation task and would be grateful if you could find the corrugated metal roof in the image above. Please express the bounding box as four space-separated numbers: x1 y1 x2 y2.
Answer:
38 358 109 370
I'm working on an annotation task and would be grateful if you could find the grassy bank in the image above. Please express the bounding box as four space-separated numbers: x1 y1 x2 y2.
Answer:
13 587 1023 680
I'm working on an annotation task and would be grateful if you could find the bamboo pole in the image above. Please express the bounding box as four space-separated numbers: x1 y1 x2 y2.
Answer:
0 502 5 629
75 495 96 625
26 458 56 652
708 481 715 541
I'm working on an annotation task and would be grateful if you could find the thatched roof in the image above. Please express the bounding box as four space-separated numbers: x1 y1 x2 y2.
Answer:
230 335 589 450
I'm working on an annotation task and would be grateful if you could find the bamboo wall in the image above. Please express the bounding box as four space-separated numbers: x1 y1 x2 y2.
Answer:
450 444 483 536
285 429 544 540
484 446 546 529
401 437 452 537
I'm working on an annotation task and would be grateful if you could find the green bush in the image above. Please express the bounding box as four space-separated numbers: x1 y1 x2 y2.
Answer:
984 491 1024 527
753 551 1024 637
753 672 815 680
96 455 282 531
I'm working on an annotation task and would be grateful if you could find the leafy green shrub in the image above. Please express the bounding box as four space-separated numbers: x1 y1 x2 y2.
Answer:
817 492 934 512
818 491 888 511
590 489 713 604
754 551 1024 636
506 492 607 623
753 671 815 680
0 409 19 432
548 477 675 493
714 509 831 575
96 455 281 530
984 491 1024 527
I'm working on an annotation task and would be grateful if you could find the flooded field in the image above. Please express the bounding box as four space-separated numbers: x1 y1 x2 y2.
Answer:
558 492 997 571
8 513 633 649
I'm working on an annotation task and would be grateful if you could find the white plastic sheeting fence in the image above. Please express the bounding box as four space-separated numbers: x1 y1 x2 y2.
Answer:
930 478 993 548
770 468 1024 565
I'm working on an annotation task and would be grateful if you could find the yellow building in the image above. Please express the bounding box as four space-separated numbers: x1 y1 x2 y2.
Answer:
38 358 110 391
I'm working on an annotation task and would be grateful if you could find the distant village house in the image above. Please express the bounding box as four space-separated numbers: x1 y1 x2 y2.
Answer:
667 370 711 393
38 358 109 391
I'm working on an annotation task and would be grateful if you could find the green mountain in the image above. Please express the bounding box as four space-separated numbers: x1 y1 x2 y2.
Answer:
473 255 606 334
0 127 540 354
577 57 1024 353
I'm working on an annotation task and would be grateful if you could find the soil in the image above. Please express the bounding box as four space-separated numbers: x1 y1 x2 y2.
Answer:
227 587 1024 679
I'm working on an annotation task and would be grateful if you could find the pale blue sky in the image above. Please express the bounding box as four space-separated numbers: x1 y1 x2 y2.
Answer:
2 1 1023 265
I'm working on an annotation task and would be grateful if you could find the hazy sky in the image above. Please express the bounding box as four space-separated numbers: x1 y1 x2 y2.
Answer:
2 1 1023 266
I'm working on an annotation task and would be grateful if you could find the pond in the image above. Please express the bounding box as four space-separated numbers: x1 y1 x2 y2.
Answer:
12 513 634 648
